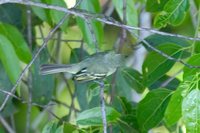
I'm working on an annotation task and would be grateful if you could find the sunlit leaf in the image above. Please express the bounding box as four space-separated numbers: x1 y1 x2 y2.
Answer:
0 23 32 63
182 89 200 132
146 0 168 12
0 35 21 83
183 54 200 79
49 0 68 31
154 0 189 28
164 84 185 126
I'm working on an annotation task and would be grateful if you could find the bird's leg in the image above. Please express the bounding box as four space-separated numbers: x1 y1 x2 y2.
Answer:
94 80 107 133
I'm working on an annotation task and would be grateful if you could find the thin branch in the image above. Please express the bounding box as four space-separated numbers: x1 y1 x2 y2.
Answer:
0 89 61 121
74 0 83 7
99 81 107 133
122 3 127 41
94 81 107 133
0 14 69 112
1 0 200 41
0 89 21 100
52 99 80 112
0 115 15 133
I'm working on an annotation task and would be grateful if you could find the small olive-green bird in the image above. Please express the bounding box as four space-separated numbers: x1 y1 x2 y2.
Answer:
40 51 125 82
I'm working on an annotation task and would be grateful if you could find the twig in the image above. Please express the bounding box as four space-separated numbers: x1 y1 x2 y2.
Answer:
98 81 107 133
0 14 69 112
122 8 127 43
0 0 200 41
74 0 83 7
0 115 15 133
0 89 21 100
0 89 61 121
52 99 80 112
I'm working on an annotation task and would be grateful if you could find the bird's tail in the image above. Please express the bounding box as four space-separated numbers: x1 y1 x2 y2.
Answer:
40 64 76 75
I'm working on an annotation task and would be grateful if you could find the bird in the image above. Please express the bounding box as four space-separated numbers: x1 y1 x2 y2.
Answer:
40 51 125 82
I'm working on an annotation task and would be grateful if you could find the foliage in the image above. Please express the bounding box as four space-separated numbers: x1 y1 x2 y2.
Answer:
0 0 199 133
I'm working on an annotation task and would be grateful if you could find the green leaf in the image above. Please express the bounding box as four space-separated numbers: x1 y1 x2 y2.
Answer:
144 34 190 49
121 67 145 93
137 88 172 132
0 62 16 116
31 0 52 25
118 97 139 130
63 123 77 133
183 54 200 79
146 0 168 12
49 0 68 31
154 0 189 28
149 75 180 90
76 107 121 126
164 84 185 126
144 34 190 59
142 43 182 87
42 121 63 133
115 69 133 100
182 89 200 132
112 0 138 35
76 0 104 49
0 23 32 63
0 4 23 29
71 49 89 110
0 35 21 83
31 49 54 105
